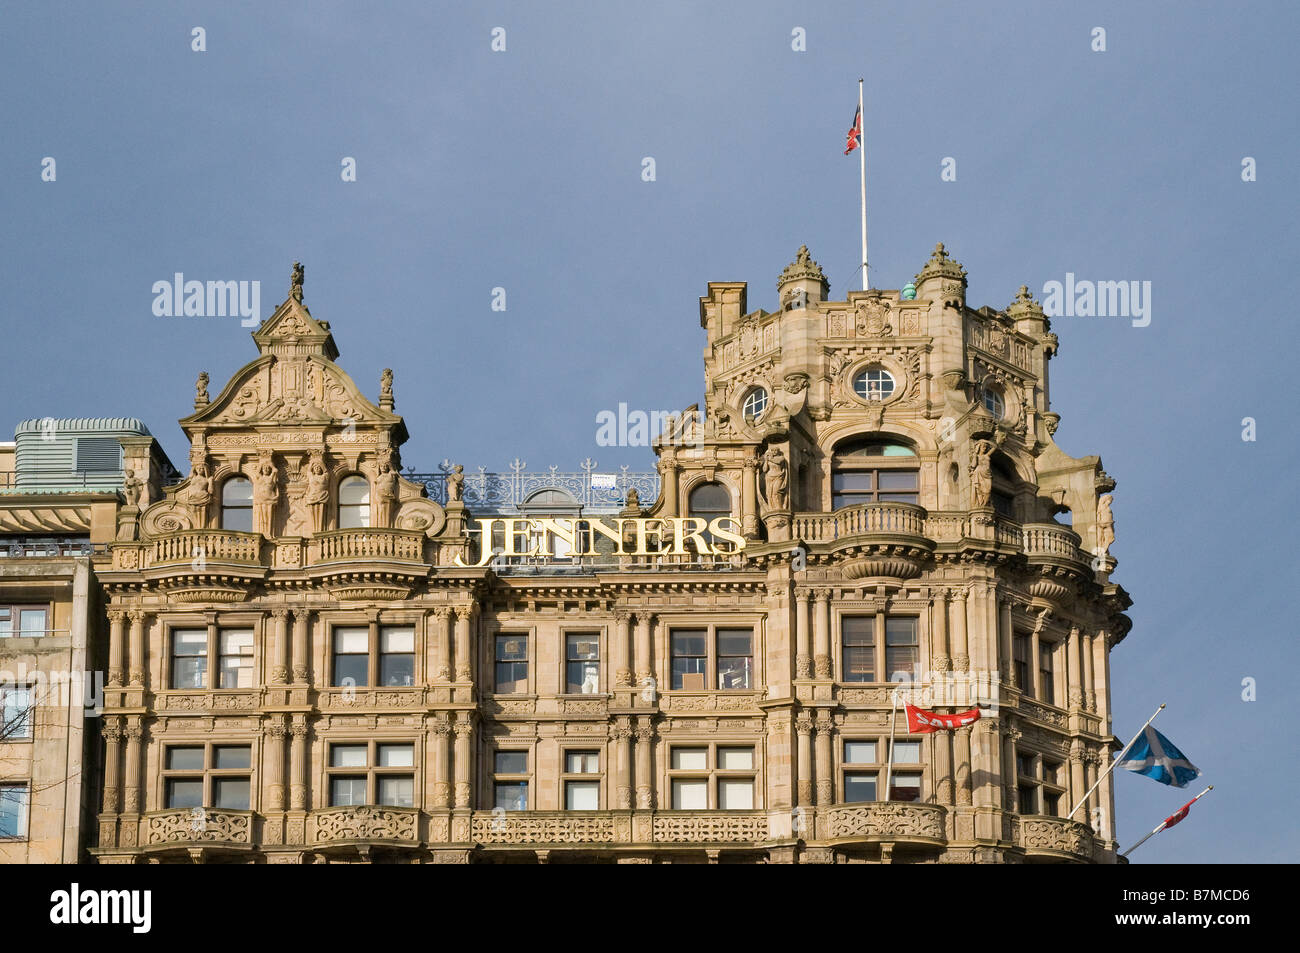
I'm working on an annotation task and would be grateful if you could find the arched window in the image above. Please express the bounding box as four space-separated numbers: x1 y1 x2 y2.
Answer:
688 482 732 544
982 386 1005 418
853 367 895 402
742 387 769 423
831 437 918 510
520 488 584 558
220 477 253 531
991 454 1018 520
337 475 371 529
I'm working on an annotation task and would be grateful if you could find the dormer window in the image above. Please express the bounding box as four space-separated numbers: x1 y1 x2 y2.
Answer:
853 367 895 402
337 475 371 529
742 388 769 423
220 477 253 532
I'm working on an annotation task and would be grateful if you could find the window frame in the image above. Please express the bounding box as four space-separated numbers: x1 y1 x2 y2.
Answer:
219 475 254 532
838 611 923 685
161 741 254 811
325 739 417 808
329 621 421 689
0 782 30 839
1012 749 1067 817
0 682 33 741
336 474 371 530
666 742 758 811
667 623 756 692
561 748 602 810
839 735 925 803
493 631 531 695
830 439 919 510
0 603 51 639
491 748 531 811
165 617 264 692
563 630 602 695
852 366 897 403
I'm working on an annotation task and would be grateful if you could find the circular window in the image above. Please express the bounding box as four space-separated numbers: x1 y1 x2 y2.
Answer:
742 387 769 422
853 367 895 402
982 387 1005 418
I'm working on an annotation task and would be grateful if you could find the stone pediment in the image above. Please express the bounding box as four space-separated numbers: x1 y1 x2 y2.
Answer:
251 295 339 361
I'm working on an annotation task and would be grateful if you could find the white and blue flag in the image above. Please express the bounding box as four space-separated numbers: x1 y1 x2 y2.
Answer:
1115 726 1201 787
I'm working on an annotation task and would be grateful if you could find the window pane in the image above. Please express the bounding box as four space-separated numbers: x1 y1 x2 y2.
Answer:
494 751 527 774
567 659 600 694
338 476 370 505
165 778 203 809
1019 785 1037 814
18 610 46 636
334 628 368 653
841 616 874 646
378 744 414 767
330 777 367 807
671 748 707 771
885 618 918 645
671 630 707 657
843 646 874 683
716 629 751 656
1043 791 1061 817
718 779 754 810
844 774 877 803
892 741 921 763
338 503 369 529
331 745 368 768
565 780 600 810
333 654 367 688
844 741 877 764
214 746 251 770
566 634 599 660
0 785 28 837
671 779 708 810
496 635 527 661
166 747 204 771
877 470 919 490
378 776 414 807
890 774 922 802
214 778 250 810
495 661 528 694
671 657 707 691
716 655 751 690
1 687 31 739
381 628 414 653
832 471 873 491
218 628 254 689
717 747 753 770
566 751 599 774
380 653 414 687
494 781 528 811
219 629 253 653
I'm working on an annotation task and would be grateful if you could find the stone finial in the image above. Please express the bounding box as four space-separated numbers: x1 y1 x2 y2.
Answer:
777 244 829 293
914 241 968 285
290 261 305 302
1008 283 1048 331
380 368 394 411
194 371 209 409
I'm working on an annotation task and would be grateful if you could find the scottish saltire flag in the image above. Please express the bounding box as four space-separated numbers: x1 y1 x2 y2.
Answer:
1116 726 1201 787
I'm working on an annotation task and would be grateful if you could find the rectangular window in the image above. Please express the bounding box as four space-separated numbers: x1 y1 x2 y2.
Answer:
890 740 921 764
327 741 416 807
716 628 753 690
1016 752 1035 780
1038 642 1056 705
671 778 708 810
563 751 601 810
565 632 601 694
1018 784 1037 815
670 629 707 690
841 616 875 683
1043 791 1061 817
1013 633 1031 690
218 629 254 689
19 608 47 637
380 626 415 687
494 635 529 693
163 744 251 810
1 684 31 739
844 774 877 803
884 617 919 682
171 628 208 689
332 627 369 688
493 750 529 811
668 745 755 810
889 773 922 802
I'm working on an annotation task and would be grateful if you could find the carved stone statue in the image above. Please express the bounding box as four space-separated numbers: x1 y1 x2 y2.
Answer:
380 368 394 408
374 463 399 527
1097 493 1115 556
446 464 464 502
762 447 789 511
122 468 144 508
178 463 213 528
195 372 209 406
969 440 994 508
303 459 330 533
253 460 281 536
290 261 305 302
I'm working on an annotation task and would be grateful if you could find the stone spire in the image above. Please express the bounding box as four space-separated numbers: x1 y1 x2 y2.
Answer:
777 245 829 308
914 242 967 285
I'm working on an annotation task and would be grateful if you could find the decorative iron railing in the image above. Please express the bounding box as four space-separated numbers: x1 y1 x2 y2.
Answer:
408 460 659 512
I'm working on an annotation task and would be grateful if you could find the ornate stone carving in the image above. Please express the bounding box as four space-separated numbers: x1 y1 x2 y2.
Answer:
312 805 418 843
145 809 252 845
761 447 789 511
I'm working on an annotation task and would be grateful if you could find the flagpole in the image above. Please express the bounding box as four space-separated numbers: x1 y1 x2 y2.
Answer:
1067 702 1165 823
858 77 868 291
884 687 898 800
1121 785 1213 858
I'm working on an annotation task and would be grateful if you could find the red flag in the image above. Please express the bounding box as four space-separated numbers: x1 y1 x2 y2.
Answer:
844 105 861 154
1162 797 1197 829
905 704 981 733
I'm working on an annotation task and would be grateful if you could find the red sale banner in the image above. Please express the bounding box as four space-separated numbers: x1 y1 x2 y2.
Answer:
905 704 982 732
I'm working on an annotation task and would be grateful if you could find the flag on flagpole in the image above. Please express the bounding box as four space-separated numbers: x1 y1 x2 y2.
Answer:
1115 725 1201 787
905 704 981 732
844 104 862 154
1162 796 1197 829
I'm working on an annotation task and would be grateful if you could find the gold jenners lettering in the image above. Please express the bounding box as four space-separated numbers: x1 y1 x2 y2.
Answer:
453 517 746 567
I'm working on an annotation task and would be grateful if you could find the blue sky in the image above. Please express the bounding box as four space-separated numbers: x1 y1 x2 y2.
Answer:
2 1 1296 861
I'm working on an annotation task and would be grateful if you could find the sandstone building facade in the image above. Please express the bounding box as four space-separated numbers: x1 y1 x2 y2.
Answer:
85 248 1131 863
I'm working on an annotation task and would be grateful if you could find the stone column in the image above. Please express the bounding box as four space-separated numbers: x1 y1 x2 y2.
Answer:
1069 742 1088 822
634 613 653 688
976 719 1002 809
634 719 655 809
934 719 954 805
814 712 834 806
265 716 286 811
1002 725 1020 809
127 610 146 686
999 596 1014 684
454 606 473 682
795 714 814 806
1067 626 1084 710
101 718 122 814
950 589 969 672
431 718 451 808
613 721 633 808
613 611 632 687
292 610 309 683
1082 631 1096 712
271 609 290 684
107 610 125 687
659 449 679 518
795 589 812 679
742 456 759 538
453 718 474 808
289 718 308 810
930 589 949 673
812 588 831 678
954 724 972 806
123 721 143 813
